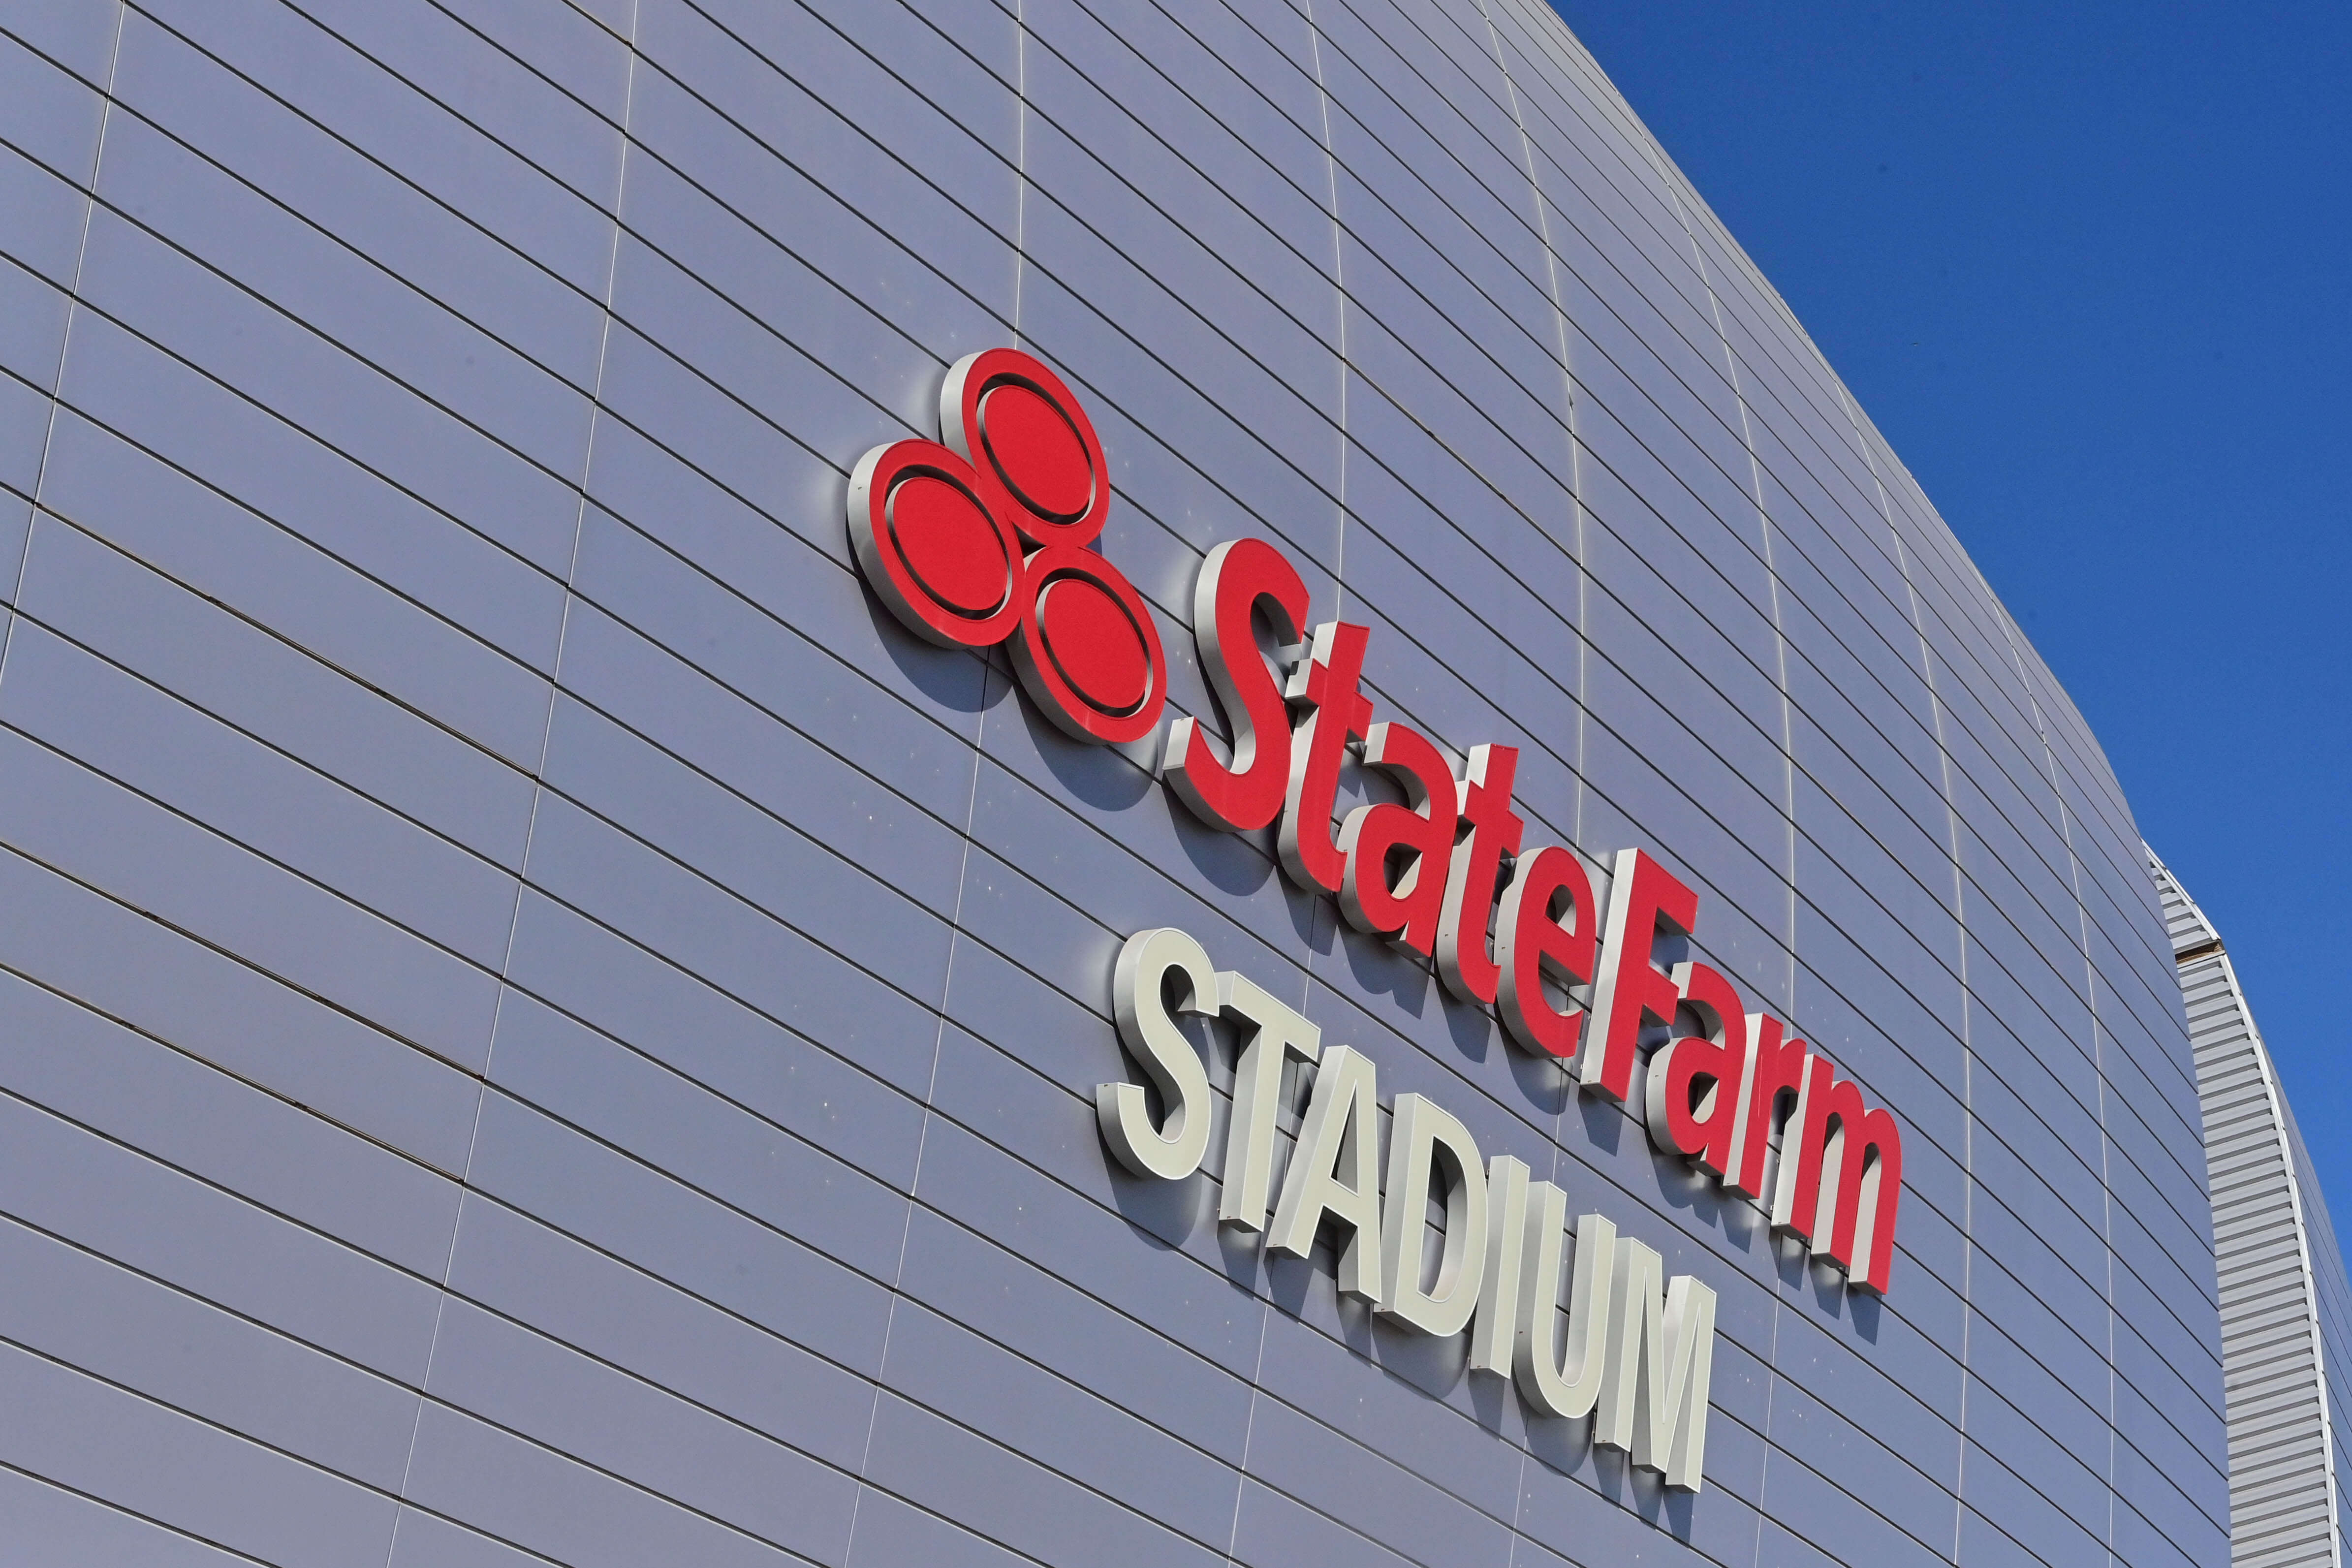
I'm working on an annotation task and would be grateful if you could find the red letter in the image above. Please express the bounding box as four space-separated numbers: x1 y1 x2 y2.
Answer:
1338 723 1458 955
1730 1015 1804 1198
1809 1080 1903 1294
1164 539 1310 833
1642 962 1749 1177
1579 849 1698 1102
1768 1052 1836 1243
1494 846 1598 1059
1277 622 1374 897
1436 745 1524 1005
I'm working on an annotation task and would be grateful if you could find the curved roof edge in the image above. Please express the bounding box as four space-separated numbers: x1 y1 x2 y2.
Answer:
2151 846 2348 1568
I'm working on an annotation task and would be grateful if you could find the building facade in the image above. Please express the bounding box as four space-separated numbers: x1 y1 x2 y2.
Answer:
2155 852 2351 1568
0 0 2238 1565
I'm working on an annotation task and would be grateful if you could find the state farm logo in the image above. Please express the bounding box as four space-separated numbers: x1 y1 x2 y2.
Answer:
847 350 1903 1310
847 348 1168 744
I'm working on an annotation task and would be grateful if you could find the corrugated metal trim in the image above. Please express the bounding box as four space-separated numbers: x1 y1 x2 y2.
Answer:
2151 850 2227 959
2152 846 2346 1568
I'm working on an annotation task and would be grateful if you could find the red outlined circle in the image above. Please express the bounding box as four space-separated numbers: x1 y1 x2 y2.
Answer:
892 474 1007 616
847 438 1026 648
1040 574 1153 713
981 382 1093 523
941 348 1108 547
1012 543 1167 744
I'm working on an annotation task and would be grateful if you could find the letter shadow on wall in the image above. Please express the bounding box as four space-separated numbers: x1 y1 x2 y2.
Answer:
1163 794 1291 909
1014 685 1158 815
1335 920 1435 1018
860 583 1005 718
1104 1166 1218 1261
1260 1239 1325 1331
1258 1228 1477 1407
1366 1304 1472 1402
1771 1234 1882 1343
1520 1371 1697 1542
1476 1016 1574 1122
1648 1134 1756 1259
1574 1083 1627 1160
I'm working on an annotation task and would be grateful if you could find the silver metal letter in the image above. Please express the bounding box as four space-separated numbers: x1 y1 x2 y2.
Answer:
1514 1188 1615 1419
1216 972 1321 1232
1268 1045 1384 1302
1377 1095 1489 1337
1098 928 1218 1181
1470 1156 1531 1375
1596 1236 1717 1492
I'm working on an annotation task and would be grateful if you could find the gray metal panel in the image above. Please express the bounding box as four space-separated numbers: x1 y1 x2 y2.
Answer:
0 245 73 392
0 714 501 1071
2280 1102 2352 1552
421 1296 861 1559
0 1339 399 1567
0 964 458 1275
0 1086 441 1380
0 1215 415 1490
462 1086 896 1377
863 1387 1223 1568
0 1465 256 1568
444 1191 877 1473
398 1399 806 1568
39 387 560 758
879 1296 1238 1549
0 617 519 967
499 888 928 1187
484 988 910 1284
113 7 606 391
0 834 481 1174
17 513 538 868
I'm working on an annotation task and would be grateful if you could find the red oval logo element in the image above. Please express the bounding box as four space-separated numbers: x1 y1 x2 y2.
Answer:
889 472 1012 618
982 382 1095 526
1038 572 1153 715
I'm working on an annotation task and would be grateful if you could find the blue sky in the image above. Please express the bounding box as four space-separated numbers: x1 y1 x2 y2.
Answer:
1548 1 2351 1230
